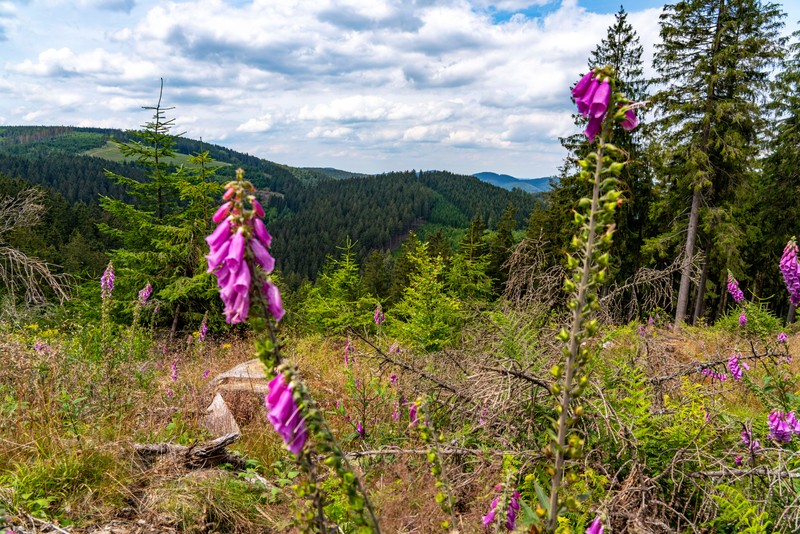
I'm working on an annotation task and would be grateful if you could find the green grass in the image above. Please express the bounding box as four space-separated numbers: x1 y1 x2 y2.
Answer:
83 140 229 169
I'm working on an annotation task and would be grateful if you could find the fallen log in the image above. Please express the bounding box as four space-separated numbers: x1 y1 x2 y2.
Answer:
133 432 246 470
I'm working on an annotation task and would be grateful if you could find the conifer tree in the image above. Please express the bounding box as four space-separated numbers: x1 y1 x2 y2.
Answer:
99 86 223 328
741 27 800 319
529 7 650 282
652 0 785 324
305 238 378 333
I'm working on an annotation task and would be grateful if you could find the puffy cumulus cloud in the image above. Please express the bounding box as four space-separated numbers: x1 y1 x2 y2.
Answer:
0 0 705 176
298 95 418 123
9 47 158 81
307 126 353 139
237 115 273 133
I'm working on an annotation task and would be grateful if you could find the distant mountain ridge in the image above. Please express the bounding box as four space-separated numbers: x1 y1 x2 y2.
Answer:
0 125 540 281
473 171 553 193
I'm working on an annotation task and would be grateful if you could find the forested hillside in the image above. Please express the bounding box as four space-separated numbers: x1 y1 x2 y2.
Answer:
0 125 538 285
4 3 800 533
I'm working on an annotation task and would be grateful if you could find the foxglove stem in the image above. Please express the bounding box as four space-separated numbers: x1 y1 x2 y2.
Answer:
548 132 607 531
253 290 382 533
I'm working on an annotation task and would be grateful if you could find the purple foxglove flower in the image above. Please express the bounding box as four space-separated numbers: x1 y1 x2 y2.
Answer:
576 78 601 116
621 108 638 131
768 410 796 442
253 217 272 248
778 332 788 343
265 373 307 455
202 369 210 380
389 342 400 354
357 421 365 438
100 262 115 298
648 315 654 326
206 239 230 273
589 80 611 119
166 388 173 398
781 240 800 306
212 201 232 223
584 114 603 143
483 486 521 531
250 237 275 273
251 198 266 218
734 455 743 467
226 290 250 324
206 218 232 251
586 516 604 534
199 319 208 342
225 230 246 272
571 71 594 99
739 312 747 327
390 373 397 384
727 273 745 304
264 280 285 322
374 305 385 326
409 403 418 426
233 262 252 294
171 359 178 382
728 354 743 381
138 283 153 305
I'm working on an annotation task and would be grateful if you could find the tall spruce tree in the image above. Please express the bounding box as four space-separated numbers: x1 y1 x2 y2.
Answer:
652 0 785 324
99 87 223 330
528 7 650 284
741 28 800 320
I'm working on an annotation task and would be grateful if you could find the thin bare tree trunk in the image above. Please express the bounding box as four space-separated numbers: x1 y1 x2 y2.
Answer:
787 303 796 325
676 188 701 325
693 246 710 324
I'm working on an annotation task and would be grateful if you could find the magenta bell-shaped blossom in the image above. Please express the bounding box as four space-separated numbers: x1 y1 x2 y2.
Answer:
212 201 232 223
739 311 747 327
250 237 275 273
727 273 745 304
572 71 594 99
768 410 800 443
206 217 231 250
225 230 246 272
138 283 153 305
589 80 611 119
265 373 307 455
621 108 638 131
253 217 272 248
780 239 800 306
728 354 744 381
584 114 603 143
586 516 604 534
576 78 601 116
207 173 284 324
264 280 285 322
483 485 521 531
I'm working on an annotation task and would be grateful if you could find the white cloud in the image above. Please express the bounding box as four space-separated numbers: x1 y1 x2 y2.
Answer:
1 0 792 177
237 116 273 133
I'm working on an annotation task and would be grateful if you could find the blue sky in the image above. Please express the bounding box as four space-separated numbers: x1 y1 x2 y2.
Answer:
0 0 798 178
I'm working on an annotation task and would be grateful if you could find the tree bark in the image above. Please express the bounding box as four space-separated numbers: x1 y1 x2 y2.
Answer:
693 246 710 324
676 187 702 325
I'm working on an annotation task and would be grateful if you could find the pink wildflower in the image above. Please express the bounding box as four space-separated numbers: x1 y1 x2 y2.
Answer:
586 516 604 534
265 373 307 455
727 272 745 304
781 239 800 306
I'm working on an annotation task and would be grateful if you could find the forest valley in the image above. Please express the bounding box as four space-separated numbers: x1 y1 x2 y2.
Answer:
3 2 800 533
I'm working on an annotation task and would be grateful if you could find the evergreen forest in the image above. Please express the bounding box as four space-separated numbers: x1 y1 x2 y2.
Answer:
2 2 800 533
